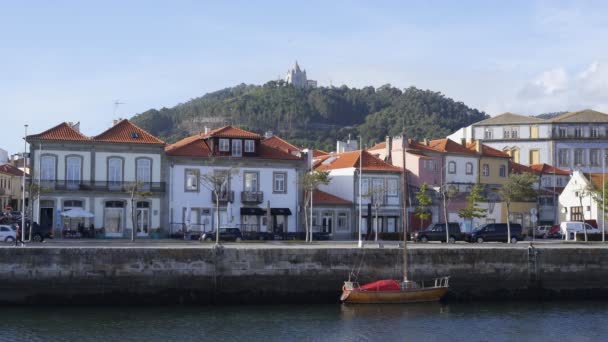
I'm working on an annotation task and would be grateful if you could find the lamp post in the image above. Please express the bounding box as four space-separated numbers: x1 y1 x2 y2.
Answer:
21 124 28 242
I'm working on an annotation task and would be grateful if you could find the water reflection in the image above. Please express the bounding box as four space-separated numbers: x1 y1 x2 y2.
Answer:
340 302 449 319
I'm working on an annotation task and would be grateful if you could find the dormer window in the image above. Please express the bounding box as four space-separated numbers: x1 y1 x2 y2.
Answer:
232 139 242 157
130 132 140 139
219 139 230 152
244 140 255 153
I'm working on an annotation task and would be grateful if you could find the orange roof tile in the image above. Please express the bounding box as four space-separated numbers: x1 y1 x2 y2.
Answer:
27 122 90 142
313 190 352 205
262 136 301 154
312 149 329 157
428 138 477 155
0 163 24 176
93 119 165 145
206 126 262 139
530 164 570 176
368 141 386 151
314 150 402 172
465 142 511 158
587 174 608 190
509 161 535 174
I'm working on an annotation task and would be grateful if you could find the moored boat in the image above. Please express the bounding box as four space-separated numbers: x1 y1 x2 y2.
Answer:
341 277 449 304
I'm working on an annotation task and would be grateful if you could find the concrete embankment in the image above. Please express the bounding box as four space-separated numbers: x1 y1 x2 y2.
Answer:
1 245 608 304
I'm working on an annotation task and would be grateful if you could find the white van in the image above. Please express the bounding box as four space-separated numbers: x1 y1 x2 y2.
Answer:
560 222 600 241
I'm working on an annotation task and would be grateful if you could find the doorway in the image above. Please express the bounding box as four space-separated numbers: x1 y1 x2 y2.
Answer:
104 201 125 237
322 212 333 233
136 202 150 236
39 200 54 229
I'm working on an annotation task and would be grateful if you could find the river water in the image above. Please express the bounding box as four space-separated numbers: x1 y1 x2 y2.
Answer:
0 301 605 341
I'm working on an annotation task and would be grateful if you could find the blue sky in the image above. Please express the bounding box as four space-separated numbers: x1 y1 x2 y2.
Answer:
1 0 608 154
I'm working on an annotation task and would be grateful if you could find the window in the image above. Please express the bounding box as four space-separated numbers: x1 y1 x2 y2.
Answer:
448 161 456 174
465 162 473 175
244 171 259 192
591 127 599 138
557 177 564 186
499 165 506 177
219 139 230 152
482 164 489 177
571 206 583 221
136 158 152 184
108 157 123 183
372 178 384 204
361 178 369 198
512 149 520 163
558 127 567 138
590 149 600 166
337 213 348 230
484 128 493 140
558 149 570 167
542 177 552 187
539 197 554 206
185 169 199 192
511 127 519 139
66 156 82 187
574 127 583 138
387 179 399 197
273 172 286 193
40 155 56 181
530 125 539 139
529 150 540 165
232 139 242 157
244 140 255 153
574 149 585 166
503 129 510 139
63 200 83 208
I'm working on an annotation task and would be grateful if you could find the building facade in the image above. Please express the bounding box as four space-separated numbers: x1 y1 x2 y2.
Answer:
0 164 24 212
165 126 307 236
27 120 166 238
558 171 606 231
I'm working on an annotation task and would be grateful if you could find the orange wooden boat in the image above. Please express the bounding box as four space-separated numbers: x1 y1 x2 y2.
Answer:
340 277 449 304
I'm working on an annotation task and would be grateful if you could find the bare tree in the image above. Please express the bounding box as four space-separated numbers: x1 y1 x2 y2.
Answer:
301 170 331 243
199 168 239 245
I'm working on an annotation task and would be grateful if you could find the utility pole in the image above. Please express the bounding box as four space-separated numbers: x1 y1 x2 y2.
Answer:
22 124 28 242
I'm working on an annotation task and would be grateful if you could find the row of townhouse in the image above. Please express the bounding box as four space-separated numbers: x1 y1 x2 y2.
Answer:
25 121 307 238
0 163 25 212
448 110 608 173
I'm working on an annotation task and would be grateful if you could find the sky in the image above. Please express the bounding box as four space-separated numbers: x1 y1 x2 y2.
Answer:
1 0 608 154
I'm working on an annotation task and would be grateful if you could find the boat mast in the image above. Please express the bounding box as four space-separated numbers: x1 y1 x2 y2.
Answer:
401 133 409 283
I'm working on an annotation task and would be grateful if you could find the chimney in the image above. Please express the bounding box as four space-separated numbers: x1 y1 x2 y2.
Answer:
385 135 392 161
71 121 80 132
265 130 273 138
460 138 466 146
475 140 482 153
204 126 210 134
112 118 123 126
424 138 430 146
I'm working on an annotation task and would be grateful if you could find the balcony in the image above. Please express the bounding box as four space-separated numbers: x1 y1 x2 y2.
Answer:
211 190 234 203
37 180 166 193
241 191 264 204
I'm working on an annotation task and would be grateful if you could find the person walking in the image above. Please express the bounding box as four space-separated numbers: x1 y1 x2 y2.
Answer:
14 223 24 247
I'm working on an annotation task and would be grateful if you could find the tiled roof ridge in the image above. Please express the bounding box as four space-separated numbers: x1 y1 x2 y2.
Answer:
27 122 90 141
206 125 262 139
93 119 165 145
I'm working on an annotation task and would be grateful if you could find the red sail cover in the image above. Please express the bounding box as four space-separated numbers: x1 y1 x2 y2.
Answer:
359 279 401 291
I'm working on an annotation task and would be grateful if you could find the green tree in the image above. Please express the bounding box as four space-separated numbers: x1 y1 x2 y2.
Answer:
302 170 331 243
458 184 487 227
415 183 433 229
497 173 538 243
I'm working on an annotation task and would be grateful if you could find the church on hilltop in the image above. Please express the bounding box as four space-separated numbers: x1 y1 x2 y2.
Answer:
285 61 317 88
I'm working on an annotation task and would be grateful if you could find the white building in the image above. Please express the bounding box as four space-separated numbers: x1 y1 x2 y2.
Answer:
165 126 306 236
314 150 403 239
558 171 606 230
285 61 316 88
448 110 608 173
27 120 166 238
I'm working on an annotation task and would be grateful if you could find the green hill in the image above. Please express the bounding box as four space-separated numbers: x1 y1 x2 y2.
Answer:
130 81 488 151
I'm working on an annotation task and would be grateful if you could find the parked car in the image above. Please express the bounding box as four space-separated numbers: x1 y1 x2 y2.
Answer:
414 223 464 243
201 227 243 242
560 221 600 240
0 225 16 242
534 225 551 238
20 222 53 242
466 223 523 243
545 225 562 239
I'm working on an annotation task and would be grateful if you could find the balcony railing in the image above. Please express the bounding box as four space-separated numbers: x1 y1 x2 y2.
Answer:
38 180 166 193
211 190 234 203
241 191 264 204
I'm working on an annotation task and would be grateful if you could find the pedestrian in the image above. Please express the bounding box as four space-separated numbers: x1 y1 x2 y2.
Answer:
14 224 24 247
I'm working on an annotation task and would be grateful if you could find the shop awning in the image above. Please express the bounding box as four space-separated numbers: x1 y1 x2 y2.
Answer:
271 208 292 216
240 207 266 216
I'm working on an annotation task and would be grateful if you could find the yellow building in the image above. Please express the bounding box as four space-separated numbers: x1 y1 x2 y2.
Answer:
466 141 510 185
0 163 25 212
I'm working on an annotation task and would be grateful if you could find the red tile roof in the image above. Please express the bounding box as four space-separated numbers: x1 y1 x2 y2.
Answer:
93 119 165 145
314 150 402 172
530 164 570 176
206 126 262 139
509 161 535 174
428 138 477 155
27 122 89 142
368 141 386 151
313 190 352 205
312 149 329 157
465 142 511 158
0 163 24 176
262 136 301 154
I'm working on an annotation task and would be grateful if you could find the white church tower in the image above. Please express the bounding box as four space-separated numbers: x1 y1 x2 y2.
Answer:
285 61 316 88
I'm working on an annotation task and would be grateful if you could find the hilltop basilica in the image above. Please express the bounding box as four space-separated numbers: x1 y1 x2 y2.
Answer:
284 61 317 88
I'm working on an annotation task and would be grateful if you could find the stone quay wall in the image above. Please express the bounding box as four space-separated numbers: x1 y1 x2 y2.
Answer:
1 246 607 304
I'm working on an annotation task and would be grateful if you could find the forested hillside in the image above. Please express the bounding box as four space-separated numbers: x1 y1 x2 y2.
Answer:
131 81 488 151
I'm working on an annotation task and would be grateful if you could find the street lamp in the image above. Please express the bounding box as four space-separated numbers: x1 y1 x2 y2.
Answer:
21 124 28 243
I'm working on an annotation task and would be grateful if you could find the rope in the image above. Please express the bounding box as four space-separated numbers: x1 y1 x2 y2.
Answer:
350 245 368 282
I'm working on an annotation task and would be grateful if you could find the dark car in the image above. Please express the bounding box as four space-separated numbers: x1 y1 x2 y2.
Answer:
467 223 522 243
201 227 243 242
414 223 464 243
14 222 53 242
